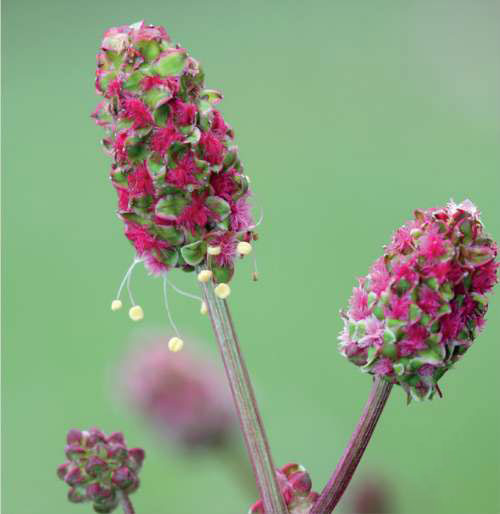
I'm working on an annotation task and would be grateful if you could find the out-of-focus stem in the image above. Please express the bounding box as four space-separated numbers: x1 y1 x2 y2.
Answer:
119 492 135 514
199 277 287 513
311 377 392 514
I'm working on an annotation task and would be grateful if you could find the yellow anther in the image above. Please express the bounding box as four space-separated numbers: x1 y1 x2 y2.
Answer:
237 241 252 256
207 246 221 256
200 301 208 315
197 269 213 283
168 336 184 352
111 299 123 311
128 305 144 321
214 283 231 299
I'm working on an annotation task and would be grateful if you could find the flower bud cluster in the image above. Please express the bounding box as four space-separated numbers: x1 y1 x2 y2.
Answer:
57 428 145 513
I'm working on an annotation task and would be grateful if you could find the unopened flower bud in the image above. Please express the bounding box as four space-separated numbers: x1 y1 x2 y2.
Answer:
249 463 318 514
339 200 498 401
57 428 145 512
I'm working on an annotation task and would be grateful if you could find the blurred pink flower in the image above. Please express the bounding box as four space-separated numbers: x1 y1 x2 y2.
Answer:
119 336 237 450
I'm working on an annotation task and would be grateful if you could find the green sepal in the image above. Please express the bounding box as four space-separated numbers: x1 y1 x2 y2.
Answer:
362 347 378 370
123 71 144 91
131 195 153 211
104 50 123 69
367 292 378 310
200 89 223 105
147 154 165 177
99 71 117 93
153 51 187 77
472 292 488 306
136 40 161 62
394 279 411 295
144 88 172 109
439 282 454 302
110 169 128 188
409 304 422 322
382 341 397 359
387 318 405 331
155 195 189 219
180 240 206 266
127 139 149 163
223 148 238 169
119 212 150 225
383 329 396 344
206 196 230 220
211 264 234 284
372 305 385 321
154 104 170 127
150 225 184 246
393 362 405 376
216 218 230 231
158 247 178 268
184 127 201 145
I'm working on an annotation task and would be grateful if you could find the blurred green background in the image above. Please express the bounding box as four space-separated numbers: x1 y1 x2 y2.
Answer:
3 0 500 512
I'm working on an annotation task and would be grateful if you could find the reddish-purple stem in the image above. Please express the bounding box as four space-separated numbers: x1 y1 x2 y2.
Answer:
120 492 135 514
311 377 393 513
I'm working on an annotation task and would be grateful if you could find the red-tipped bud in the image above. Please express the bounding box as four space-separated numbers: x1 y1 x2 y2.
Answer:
249 463 318 514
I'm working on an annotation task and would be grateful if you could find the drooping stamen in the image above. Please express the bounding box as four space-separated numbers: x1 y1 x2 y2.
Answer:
115 258 140 303
252 253 259 282
162 274 184 351
166 276 207 316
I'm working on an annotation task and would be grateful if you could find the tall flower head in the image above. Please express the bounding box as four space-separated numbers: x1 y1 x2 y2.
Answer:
93 21 254 282
119 335 237 449
339 200 498 401
57 428 145 513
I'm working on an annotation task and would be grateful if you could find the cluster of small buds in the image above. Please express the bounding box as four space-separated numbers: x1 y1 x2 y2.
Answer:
249 464 319 514
57 428 145 513
119 337 237 449
339 200 498 401
93 21 256 284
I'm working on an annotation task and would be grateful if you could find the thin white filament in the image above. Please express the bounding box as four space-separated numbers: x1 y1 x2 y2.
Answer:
116 258 140 301
166 277 202 302
162 275 180 337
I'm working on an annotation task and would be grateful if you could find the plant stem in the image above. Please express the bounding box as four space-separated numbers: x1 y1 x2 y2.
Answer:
311 377 393 514
199 278 288 513
119 492 135 514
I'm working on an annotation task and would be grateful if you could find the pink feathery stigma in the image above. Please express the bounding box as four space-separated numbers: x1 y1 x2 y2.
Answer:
339 200 498 401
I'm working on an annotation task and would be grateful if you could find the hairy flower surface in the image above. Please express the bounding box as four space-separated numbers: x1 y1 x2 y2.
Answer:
57 428 145 513
249 463 318 514
93 21 254 282
120 336 237 449
339 200 498 400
